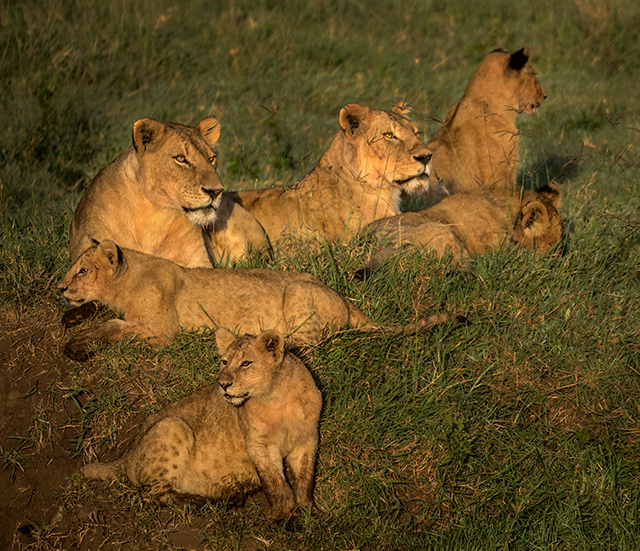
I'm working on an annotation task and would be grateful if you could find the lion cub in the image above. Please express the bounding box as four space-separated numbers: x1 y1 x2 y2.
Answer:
427 47 546 195
359 183 562 274
58 240 462 360
81 328 322 520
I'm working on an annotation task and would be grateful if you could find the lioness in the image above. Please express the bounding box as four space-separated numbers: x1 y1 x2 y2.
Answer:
58 240 463 360
359 183 562 273
82 328 322 521
427 47 546 195
69 116 269 267
217 103 432 244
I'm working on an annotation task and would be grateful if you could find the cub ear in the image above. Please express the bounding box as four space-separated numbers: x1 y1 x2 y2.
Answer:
256 330 284 364
132 118 166 154
96 240 124 269
536 181 561 209
520 200 550 244
339 103 370 138
215 327 237 355
508 47 531 71
198 116 221 147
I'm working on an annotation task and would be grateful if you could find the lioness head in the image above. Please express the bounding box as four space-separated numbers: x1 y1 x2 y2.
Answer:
216 328 285 407
132 116 224 228
514 182 562 251
58 240 123 307
468 47 546 116
338 104 432 195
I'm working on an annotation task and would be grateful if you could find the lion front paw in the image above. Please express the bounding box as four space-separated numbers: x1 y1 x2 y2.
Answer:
64 336 93 362
61 302 99 328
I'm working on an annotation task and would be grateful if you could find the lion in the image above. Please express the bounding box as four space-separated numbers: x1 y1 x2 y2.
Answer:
68 116 269 268
57 240 463 360
427 47 546 195
358 182 562 274
81 327 322 521
216 103 432 245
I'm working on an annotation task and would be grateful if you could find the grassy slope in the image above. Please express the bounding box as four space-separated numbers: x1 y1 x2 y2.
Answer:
1 0 639 549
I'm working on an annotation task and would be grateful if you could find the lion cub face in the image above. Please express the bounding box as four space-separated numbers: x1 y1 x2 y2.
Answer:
339 104 432 195
132 117 224 228
58 240 121 307
217 330 285 407
471 47 546 116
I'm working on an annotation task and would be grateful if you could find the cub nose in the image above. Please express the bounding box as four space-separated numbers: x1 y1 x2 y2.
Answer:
203 188 222 201
219 379 232 391
58 284 68 293
414 153 432 166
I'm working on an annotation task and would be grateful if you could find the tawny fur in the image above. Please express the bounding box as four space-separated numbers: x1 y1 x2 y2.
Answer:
359 183 562 272
69 116 269 267
427 47 546 196
81 328 322 521
57 240 462 360
216 103 432 246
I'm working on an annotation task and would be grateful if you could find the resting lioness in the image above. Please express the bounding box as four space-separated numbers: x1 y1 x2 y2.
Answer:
359 183 562 273
82 328 322 521
57 240 463 360
69 116 269 267
427 47 546 195
217 103 432 245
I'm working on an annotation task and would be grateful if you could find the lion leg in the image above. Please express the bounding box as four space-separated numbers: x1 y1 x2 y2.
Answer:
285 440 320 514
245 443 296 521
61 302 104 328
282 282 354 346
81 459 123 481
123 416 196 495
64 319 174 360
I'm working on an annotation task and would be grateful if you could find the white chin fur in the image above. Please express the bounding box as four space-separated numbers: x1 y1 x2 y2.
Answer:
186 207 218 228
402 173 431 195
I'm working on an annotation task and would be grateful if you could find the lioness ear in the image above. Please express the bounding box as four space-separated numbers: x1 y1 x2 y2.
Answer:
339 104 369 138
536 181 561 209
215 327 237 355
508 47 531 71
96 240 124 269
198 116 221 147
132 118 166 154
257 330 284 364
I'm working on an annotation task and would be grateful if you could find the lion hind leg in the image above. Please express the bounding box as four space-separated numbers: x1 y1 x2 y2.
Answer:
81 460 122 481
124 416 196 495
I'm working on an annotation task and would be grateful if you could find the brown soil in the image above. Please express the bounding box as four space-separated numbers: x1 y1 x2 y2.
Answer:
0 308 225 550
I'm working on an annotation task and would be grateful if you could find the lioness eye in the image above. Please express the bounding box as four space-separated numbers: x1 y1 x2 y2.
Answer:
209 155 217 167
78 267 88 276
220 359 228 367
383 132 395 140
240 360 252 368
174 154 187 163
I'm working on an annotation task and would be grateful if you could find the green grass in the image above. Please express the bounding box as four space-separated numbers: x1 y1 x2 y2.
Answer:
2 0 640 549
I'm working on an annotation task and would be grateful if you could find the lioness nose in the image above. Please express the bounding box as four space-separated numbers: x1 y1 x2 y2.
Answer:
58 284 67 293
219 380 232 390
414 153 432 166
203 188 222 201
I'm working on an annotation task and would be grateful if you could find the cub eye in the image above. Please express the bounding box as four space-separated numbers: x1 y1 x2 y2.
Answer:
78 267 88 276
220 359 228 367
240 360 252 368
383 132 396 140
209 155 217 167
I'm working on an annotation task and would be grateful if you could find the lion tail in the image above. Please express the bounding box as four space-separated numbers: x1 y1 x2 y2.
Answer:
347 303 466 336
